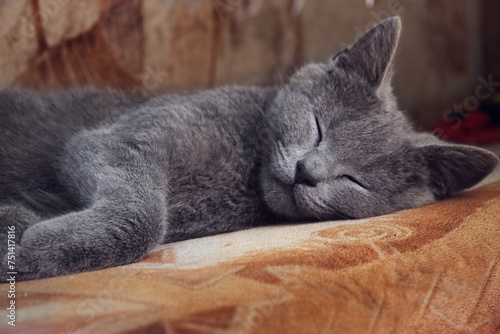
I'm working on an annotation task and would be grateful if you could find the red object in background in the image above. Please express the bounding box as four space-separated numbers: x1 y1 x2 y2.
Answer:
430 110 500 145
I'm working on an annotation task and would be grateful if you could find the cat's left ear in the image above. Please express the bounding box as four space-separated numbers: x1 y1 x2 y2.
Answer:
332 16 402 88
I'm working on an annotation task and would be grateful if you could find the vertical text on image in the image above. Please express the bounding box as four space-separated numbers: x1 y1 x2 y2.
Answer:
6 226 17 327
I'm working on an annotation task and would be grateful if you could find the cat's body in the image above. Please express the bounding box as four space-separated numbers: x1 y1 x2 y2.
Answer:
1 86 274 242
1 17 498 280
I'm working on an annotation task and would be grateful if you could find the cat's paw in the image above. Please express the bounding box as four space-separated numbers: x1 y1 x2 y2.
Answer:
0 205 41 274
1 222 74 281
0 204 41 235
0 234 50 281
0 244 39 281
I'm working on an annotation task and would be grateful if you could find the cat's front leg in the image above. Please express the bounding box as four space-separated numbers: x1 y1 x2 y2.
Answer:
7 196 167 280
1 129 169 281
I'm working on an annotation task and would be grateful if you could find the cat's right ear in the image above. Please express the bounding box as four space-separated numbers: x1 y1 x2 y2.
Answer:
416 143 499 198
331 17 402 88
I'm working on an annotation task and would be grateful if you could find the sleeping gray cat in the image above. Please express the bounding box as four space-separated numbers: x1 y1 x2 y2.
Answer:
1 17 497 281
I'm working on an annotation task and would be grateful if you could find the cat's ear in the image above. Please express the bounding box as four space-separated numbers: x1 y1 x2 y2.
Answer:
417 143 498 198
333 16 401 88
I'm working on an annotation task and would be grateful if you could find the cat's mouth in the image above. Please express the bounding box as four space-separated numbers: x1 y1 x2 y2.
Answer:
260 168 317 219
266 174 332 220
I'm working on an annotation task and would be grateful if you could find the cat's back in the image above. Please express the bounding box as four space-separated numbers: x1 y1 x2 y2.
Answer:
0 88 140 136
0 88 142 206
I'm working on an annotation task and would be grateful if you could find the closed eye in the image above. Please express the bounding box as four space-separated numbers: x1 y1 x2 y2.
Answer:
341 175 366 189
314 115 322 146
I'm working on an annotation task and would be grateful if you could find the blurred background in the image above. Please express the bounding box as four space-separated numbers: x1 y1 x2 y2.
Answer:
0 0 499 139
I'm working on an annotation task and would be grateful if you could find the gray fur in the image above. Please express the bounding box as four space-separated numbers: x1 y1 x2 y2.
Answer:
0 17 497 280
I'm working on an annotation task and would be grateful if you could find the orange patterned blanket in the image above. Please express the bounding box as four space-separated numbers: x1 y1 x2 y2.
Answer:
1 181 499 333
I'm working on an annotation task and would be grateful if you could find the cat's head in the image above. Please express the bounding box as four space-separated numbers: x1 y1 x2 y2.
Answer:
260 16 498 220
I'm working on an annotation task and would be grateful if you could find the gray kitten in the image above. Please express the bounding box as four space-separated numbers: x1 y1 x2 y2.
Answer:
1 17 497 281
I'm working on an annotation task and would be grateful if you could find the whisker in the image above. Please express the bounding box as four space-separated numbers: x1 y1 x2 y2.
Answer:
277 141 287 160
269 53 285 85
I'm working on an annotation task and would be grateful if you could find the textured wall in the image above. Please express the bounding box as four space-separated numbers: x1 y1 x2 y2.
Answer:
0 0 482 126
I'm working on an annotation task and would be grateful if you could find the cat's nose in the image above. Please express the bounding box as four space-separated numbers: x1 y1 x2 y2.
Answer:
295 160 317 187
